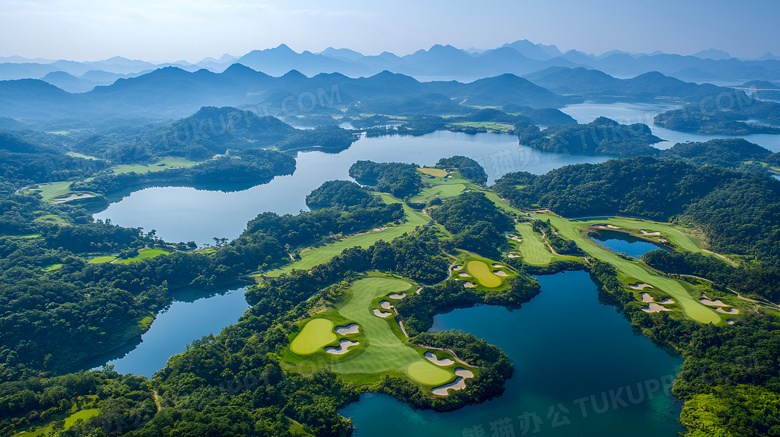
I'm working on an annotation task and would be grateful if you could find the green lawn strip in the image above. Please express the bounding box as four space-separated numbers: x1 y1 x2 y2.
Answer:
512 222 554 266
104 156 197 176
28 181 74 201
534 212 721 324
42 264 63 272
16 408 100 437
265 194 430 277
409 183 466 203
448 122 515 132
113 248 169 264
66 152 103 160
329 278 456 386
88 255 118 264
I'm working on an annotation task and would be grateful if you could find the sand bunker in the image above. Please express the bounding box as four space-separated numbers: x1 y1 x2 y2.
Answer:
508 236 522 242
455 368 474 379
492 264 502 268
727 320 735 325
642 303 672 313
372 309 392 318
507 254 520 258
493 271 508 277
700 298 729 307
379 301 392 310
630 283 653 290
415 287 422 295
458 273 469 277
659 298 675 304
716 308 740 314
640 230 661 236
334 324 359 335
325 339 359 355
463 282 476 288
388 293 406 300
453 265 463 271
606 225 620 229
641 293 654 303
425 352 454 366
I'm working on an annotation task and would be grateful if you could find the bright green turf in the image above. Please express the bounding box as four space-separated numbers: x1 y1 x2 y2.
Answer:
290 318 337 355
534 212 721 324
513 223 554 265
42 264 63 272
88 256 117 264
328 277 455 384
406 361 454 385
106 157 197 175
419 168 448 177
410 183 466 203
113 248 169 264
265 194 430 277
19 408 100 437
29 182 73 201
467 261 502 288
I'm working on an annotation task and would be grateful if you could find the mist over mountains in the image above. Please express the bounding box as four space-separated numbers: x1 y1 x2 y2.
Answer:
3 40 780 94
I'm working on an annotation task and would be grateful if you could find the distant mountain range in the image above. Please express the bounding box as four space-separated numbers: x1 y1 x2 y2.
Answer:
3 40 780 93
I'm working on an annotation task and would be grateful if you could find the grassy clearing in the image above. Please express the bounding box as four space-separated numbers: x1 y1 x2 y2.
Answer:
34 214 70 225
88 255 117 264
264 194 430 277
42 264 63 272
29 182 73 201
419 168 448 177
17 408 100 437
114 248 169 264
290 319 338 355
410 183 466 204
512 223 554 265
466 261 502 288
104 156 197 175
534 212 721 324
448 122 515 132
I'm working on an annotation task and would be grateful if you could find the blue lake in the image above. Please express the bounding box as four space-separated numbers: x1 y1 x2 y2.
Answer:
590 229 666 259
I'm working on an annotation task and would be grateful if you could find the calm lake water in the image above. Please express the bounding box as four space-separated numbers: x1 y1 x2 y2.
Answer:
95 131 611 246
339 271 685 437
83 286 249 377
591 230 666 259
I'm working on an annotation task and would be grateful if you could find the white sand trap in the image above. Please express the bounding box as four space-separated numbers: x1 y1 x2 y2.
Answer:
459 273 469 277
492 264 502 267
642 303 672 313
425 352 455 366
494 271 509 277
641 293 654 303
727 320 735 325
659 298 675 304
630 283 653 290
334 324 359 335
325 339 359 355
507 254 520 258
453 265 463 271
388 293 406 300
432 378 466 396
606 225 620 229
463 282 476 288
373 309 392 318
380 300 392 310
455 368 474 379
415 287 422 295
640 230 661 236
509 236 522 242
716 308 739 314
700 298 729 307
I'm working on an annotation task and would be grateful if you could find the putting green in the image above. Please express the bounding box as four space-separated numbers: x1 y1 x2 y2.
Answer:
290 318 337 355
406 361 453 385
467 261 502 287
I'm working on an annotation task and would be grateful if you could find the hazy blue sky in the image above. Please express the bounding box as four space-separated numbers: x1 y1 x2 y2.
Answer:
1 0 778 61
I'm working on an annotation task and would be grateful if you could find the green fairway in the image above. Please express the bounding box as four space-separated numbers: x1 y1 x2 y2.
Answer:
406 361 454 385
448 122 515 132
290 319 337 355
105 156 197 175
19 408 100 437
410 183 466 203
29 181 73 201
513 223 554 265
534 212 721 324
467 261 502 287
88 255 117 264
114 248 169 264
265 194 430 277
419 168 448 177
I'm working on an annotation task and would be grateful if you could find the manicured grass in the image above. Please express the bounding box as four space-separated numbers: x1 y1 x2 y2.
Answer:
265 194 430 277
513 223 554 265
534 212 721 324
29 181 73 201
42 264 63 272
290 318 337 355
19 408 100 437
448 122 515 132
105 156 197 175
406 361 454 385
466 261 502 288
88 255 117 264
410 183 466 203
419 168 448 177
114 248 169 264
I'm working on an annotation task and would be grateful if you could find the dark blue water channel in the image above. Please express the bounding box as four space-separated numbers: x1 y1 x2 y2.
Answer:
339 271 685 437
